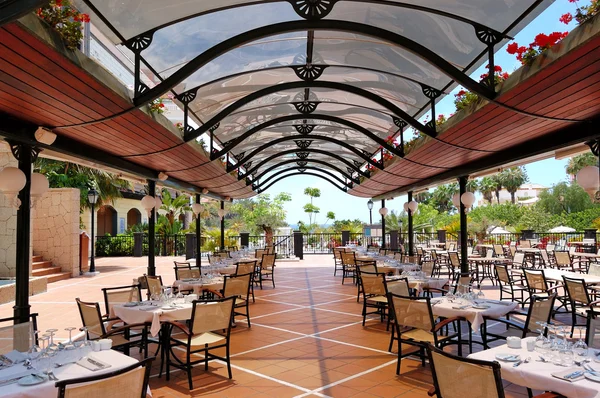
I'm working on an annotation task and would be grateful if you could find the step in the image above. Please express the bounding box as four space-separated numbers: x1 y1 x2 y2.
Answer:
32 261 53 270
32 266 64 277
32 255 44 263
46 272 72 284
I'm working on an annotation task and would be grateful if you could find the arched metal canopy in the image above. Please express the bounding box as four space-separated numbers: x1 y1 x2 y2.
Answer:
73 0 553 196
254 171 350 194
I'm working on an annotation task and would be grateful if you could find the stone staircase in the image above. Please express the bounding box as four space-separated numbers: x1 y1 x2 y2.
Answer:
32 255 71 283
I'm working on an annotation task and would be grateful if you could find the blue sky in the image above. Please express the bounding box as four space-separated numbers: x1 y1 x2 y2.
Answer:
263 0 580 224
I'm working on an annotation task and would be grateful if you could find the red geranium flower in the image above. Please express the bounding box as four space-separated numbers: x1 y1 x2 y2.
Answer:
559 13 573 24
455 89 466 97
506 42 519 54
534 33 551 48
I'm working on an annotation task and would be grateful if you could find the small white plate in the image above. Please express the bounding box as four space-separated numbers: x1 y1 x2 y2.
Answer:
472 305 491 310
585 372 600 383
123 302 139 307
18 374 47 386
495 353 521 362
161 306 176 310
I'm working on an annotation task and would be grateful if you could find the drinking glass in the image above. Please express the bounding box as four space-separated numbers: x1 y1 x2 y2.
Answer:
63 327 77 363
27 329 42 364
559 342 574 366
534 322 548 353
573 326 588 358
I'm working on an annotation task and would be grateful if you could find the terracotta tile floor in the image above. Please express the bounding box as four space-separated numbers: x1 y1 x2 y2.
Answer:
0 255 547 397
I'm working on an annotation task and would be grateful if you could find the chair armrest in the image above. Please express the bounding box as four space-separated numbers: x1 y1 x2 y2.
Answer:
163 321 191 336
201 288 224 298
547 285 564 293
533 393 566 398
589 300 600 309
100 322 148 338
433 316 461 332
427 386 436 397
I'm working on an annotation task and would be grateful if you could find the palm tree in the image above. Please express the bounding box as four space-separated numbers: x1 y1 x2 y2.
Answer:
491 174 503 204
566 152 597 180
500 167 528 204
466 179 479 193
304 187 321 225
431 183 457 213
159 188 191 229
479 177 496 204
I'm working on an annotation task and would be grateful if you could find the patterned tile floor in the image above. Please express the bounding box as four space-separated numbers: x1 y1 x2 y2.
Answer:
0 255 544 397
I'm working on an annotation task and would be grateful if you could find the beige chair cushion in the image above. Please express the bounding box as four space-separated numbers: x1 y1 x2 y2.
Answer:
365 295 387 303
175 331 226 346
402 329 453 343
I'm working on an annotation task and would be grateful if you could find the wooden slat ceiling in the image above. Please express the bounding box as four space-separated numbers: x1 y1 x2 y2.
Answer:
351 25 600 199
0 19 255 199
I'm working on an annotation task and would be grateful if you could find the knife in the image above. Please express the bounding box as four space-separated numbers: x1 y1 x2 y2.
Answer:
564 370 584 379
87 357 107 369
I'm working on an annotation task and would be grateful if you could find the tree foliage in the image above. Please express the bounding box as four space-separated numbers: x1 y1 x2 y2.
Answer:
536 182 594 215
500 167 528 203
303 187 321 226
230 193 291 235
566 152 597 178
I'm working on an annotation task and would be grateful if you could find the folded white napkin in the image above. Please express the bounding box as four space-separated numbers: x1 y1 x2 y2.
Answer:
552 367 585 382
3 350 27 363
77 356 111 371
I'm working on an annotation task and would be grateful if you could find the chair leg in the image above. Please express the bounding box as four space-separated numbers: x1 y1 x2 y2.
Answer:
246 302 251 328
272 271 275 288
396 350 401 375
187 350 193 390
389 325 395 352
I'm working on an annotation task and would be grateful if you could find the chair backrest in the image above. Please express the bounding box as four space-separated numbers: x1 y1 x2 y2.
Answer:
333 248 343 261
359 271 387 296
519 240 531 248
101 284 142 316
223 272 252 300
421 261 434 277
466 246 474 256
569 246 576 255
524 294 556 334
539 249 550 265
454 275 473 294
485 249 494 259
176 267 193 280
509 245 517 257
416 247 424 256
388 294 435 334
57 357 154 398
75 298 106 339
358 262 377 274
236 261 256 276
513 252 525 267
428 345 504 398
562 276 591 305
255 249 268 259
494 264 511 285
190 296 236 335
174 261 191 268
341 251 356 266
493 244 504 257
261 253 276 269
393 252 402 261
554 251 572 267
523 269 548 292
386 277 410 297
546 244 555 252
431 250 439 261
589 263 600 276
449 252 460 267
586 312 600 349
448 243 456 251
0 314 38 353
266 246 275 254
144 275 163 299
379 248 387 255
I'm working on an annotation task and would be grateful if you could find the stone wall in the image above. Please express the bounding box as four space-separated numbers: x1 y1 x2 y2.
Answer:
0 144 18 277
32 188 81 277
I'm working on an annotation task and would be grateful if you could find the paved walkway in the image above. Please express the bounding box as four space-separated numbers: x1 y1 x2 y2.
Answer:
1 255 536 397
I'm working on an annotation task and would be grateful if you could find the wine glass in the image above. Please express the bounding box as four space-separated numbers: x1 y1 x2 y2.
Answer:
27 329 42 365
63 327 77 363
573 326 588 358
46 329 59 353
534 322 548 352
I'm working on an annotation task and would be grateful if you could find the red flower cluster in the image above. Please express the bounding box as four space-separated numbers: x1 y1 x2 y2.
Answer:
560 12 574 24
479 64 510 82
534 32 568 48
74 13 91 23
506 31 568 65
455 89 466 97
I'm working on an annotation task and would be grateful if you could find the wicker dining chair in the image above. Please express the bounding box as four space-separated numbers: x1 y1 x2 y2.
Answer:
494 263 526 306
0 314 38 353
333 247 346 276
144 275 164 300
340 251 358 285
426 344 564 398
387 294 461 374
562 276 600 337
520 240 531 248
586 311 600 349
255 249 268 262
75 298 148 357
358 271 405 327
101 284 142 319
258 253 276 289
553 251 575 272
205 272 253 328
236 260 257 302
355 260 377 302
165 296 236 389
482 294 556 348
393 252 403 261
56 357 154 398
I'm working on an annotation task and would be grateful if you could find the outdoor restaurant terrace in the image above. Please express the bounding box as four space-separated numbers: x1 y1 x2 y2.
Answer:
0 0 599 397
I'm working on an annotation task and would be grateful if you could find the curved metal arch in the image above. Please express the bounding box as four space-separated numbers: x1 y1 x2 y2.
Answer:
126 0 507 46
136 20 495 108
213 113 403 160
255 170 349 194
243 148 371 178
258 166 350 188
230 134 385 172
253 160 359 184
185 81 434 144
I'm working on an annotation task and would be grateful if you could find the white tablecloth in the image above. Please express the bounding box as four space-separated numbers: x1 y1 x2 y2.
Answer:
0 350 140 398
469 337 600 398
387 277 448 294
172 279 224 295
113 302 194 337
431 298 518 331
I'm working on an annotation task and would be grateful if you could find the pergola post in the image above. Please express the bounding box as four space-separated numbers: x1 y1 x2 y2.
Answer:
408 191 414 256
459 176 469 275
11 143 37 323
196 194 201 266
220 200 225 250
147 180 156 277
381 199 386 249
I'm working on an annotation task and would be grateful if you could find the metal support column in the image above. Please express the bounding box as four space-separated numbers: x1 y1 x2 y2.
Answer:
459 176 469 275
220 201 225 250
148 180 156 277
196 194 201 266
408 192 414 256
381 199 386 249
11 143 37 323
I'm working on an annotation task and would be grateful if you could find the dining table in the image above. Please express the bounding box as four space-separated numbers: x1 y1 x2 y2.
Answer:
387 276 448 294
113 300 196 337
0 349 142 398
512 268 600 285
469 337 600 398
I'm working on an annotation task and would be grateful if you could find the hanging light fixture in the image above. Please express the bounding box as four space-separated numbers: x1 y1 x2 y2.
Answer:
141 195 155 216
461 192 476 209
379 207 388 216
191 203 204 216
403 202 409 212
217 208 225 218
577 165 600 201
0 167 27 209
30 173 49 207
452 192 460 208
407 201 418 213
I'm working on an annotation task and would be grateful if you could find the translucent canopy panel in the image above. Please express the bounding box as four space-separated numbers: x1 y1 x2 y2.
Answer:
255 155 355 176
258 162 345 180
249 139 365 165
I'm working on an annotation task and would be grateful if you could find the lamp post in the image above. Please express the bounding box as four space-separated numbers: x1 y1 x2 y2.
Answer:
87 188 99 273
367 199 373 224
